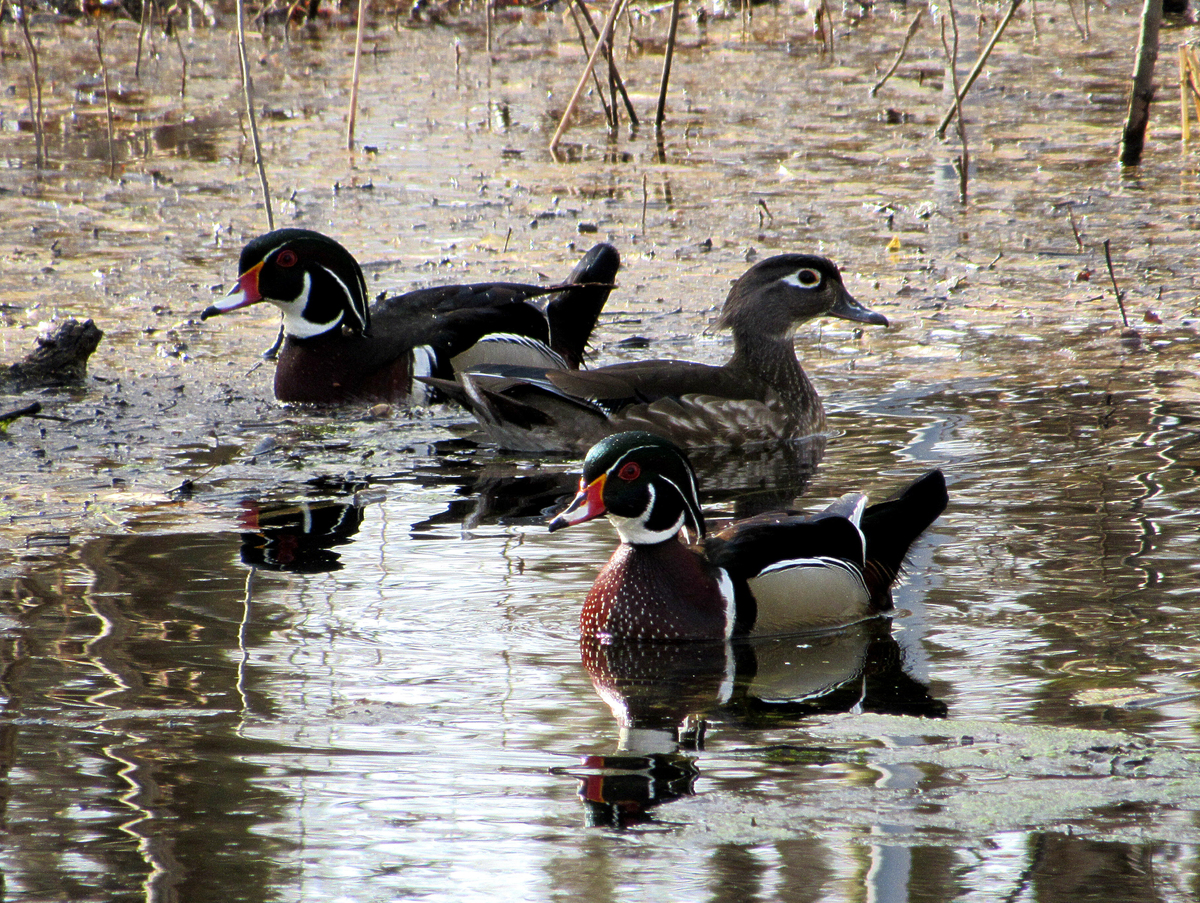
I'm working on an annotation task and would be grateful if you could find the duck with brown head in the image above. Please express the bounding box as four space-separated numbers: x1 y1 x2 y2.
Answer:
433 254 888 452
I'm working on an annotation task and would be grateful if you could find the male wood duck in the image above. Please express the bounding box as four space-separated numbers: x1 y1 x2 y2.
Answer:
548 431 947 641
431 253 887 452
201 228 620 404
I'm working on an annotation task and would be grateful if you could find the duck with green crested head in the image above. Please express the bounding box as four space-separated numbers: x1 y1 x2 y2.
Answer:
549 431 947 642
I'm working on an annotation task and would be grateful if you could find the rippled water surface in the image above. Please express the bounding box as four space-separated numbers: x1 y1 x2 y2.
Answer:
3 2 1200 901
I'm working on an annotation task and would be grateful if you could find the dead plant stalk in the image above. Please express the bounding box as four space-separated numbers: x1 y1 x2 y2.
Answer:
655 0 682 132
570 0 637 127
1102 240 1131 329
939 4 969 203
235 0 275 230
347 0 369 150
96 23 117 179
16 2 46 168
871 10 923 97
935 0 1024 140
566 3 615 130
549 0 630 155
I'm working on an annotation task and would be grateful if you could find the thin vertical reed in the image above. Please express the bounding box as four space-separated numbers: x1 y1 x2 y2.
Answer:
235 0 275 229
347 0 368 150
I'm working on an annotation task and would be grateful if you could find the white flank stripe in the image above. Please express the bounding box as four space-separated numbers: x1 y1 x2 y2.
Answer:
756 556 868 593
411 345 437 405
716 568 736 641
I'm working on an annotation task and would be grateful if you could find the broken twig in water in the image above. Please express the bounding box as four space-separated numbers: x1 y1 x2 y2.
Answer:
871 10 923 97
235 0 275 229
1102 239 1131 329
757 198 774 227
346 0 369 150
936 0 1024 140
1066 204 1084 250
641 173 648 236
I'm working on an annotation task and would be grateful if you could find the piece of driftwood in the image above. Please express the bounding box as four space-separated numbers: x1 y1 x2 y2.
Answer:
2 319 103 390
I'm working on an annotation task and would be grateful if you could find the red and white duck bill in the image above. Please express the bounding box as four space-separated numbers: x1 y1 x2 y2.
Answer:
204 262 265 316
548 475 607 532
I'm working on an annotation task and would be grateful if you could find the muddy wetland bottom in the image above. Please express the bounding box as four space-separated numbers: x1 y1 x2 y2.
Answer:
2 1 1200 900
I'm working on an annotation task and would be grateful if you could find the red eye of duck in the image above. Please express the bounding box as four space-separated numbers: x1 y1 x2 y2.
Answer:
276 249 299 267
617 462 641 481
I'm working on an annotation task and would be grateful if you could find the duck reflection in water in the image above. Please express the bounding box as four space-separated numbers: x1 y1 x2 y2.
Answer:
570 623 947 828
237 491 373 573
548 431 948 826
406 430 825 537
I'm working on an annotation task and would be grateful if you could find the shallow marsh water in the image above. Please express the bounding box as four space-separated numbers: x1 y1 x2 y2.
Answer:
2 2 1200 901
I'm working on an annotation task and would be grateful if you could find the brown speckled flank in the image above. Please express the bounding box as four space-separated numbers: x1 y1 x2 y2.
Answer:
551 432 948 642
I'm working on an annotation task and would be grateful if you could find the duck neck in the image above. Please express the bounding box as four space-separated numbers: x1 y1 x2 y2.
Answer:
726 330 824 430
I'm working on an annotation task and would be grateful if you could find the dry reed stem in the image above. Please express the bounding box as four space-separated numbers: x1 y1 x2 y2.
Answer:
641 173 648 236
819 0 834 60
1120 0 1163 166
171 19 188 98
235 0 275 230
1180 43 1200 143
935 0 1024 140
549 0 630 156
1065 0 1091 41
347 0 368 150
1066 204 1084 251
566 4 614 130
96 23 116 179
939 3 969 203
16 2 45 168
570 0 637 127
871 10 923 97
654 0 681 132
136 0 151 78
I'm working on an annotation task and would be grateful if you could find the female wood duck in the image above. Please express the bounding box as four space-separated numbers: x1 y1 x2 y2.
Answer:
435 253 887 452
201 229 620 405
548 431 947 641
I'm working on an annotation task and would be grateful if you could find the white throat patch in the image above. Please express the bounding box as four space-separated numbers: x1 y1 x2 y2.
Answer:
608 486 685 546
273 272 344 339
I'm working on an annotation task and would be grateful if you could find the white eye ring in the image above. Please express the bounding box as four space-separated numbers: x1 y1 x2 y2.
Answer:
783 268 822 289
